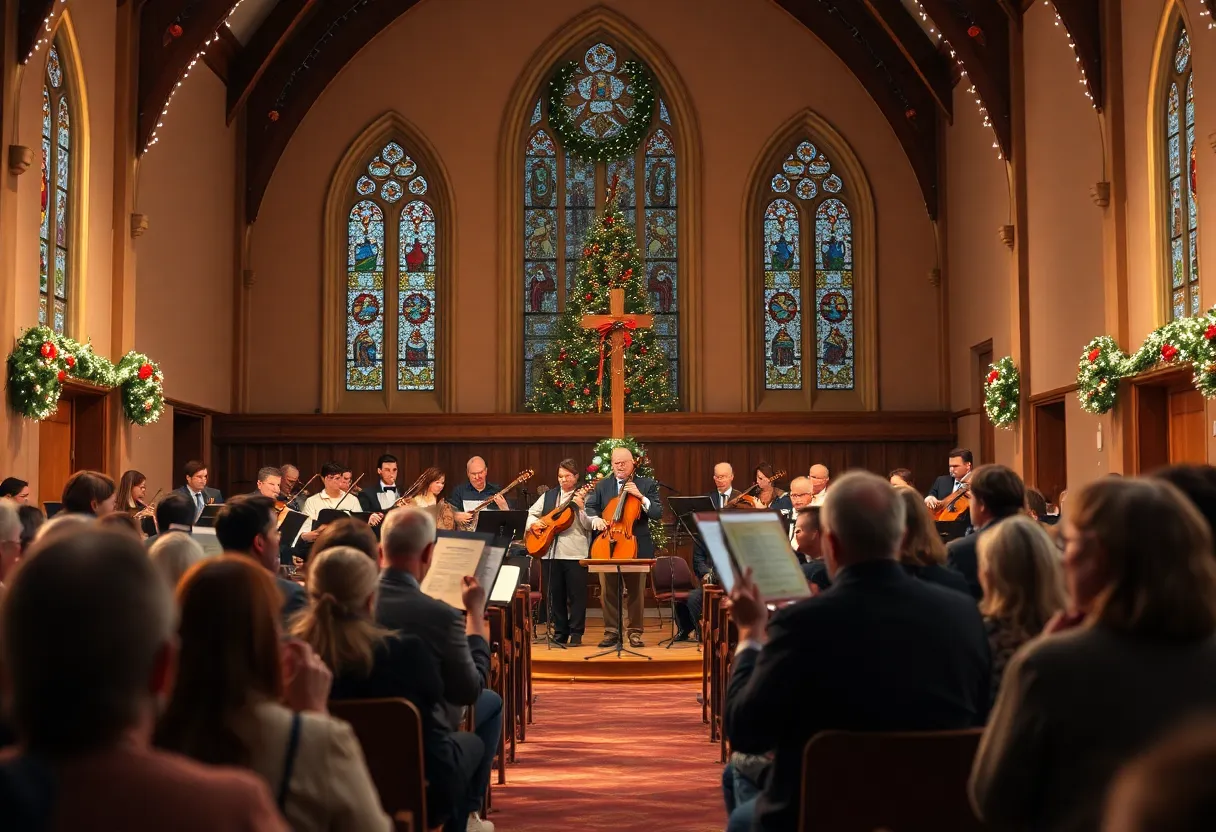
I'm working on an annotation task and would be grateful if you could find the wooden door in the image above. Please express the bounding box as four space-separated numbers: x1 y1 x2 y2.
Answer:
37 399 73 507
1168 387 1207 465
1033 401 1067 502
173 410 205 486
977 344 994 465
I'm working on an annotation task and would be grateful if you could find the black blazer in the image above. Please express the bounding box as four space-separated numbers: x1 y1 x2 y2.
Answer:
173 485 224 506
583 476 664 558
904 562 972 597
357 482 401 514
927 474 957 500
690 488 739 577
328 634 464 826
724 559 991 832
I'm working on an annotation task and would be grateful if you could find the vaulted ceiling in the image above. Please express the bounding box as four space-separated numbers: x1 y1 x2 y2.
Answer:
22 0 1104 222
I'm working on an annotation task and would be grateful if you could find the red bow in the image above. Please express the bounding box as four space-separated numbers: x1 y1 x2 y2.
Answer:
594 320 639 411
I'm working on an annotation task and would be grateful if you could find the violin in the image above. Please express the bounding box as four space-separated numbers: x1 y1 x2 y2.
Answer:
525 477 604 556
275 474 319 514
590 458 648 560
932 470 973 522
390 470 430 510
725 470 787 510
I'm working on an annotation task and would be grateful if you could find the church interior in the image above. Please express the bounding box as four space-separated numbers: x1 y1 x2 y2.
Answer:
5 0 1216 830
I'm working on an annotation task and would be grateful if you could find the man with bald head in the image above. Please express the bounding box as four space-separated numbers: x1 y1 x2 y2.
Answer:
723 471 991 832
772 476 814 544
675 462 742 641
808 464 830 506
448 456 510 527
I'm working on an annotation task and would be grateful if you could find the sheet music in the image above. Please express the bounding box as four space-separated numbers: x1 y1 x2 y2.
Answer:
189 525 224 558
462 500 482 513
475 545 506 594
419 536 487 610
693 516 736 594
718 513 810 602
490 564 521 604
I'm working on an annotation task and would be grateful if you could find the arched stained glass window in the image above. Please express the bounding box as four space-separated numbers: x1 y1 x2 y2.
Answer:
522 41 680 404
762 141 854 390
40 43 72 335
1165 23 1200 320
344 140 437 392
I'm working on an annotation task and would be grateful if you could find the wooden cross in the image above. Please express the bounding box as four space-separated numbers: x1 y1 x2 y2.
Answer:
580 288 654 439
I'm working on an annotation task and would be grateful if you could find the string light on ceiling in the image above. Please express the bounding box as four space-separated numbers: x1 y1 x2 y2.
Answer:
1200 0 1214 29
910 0 1002 159
24 0 68 63
144 0 247 152
1044 1 1096 108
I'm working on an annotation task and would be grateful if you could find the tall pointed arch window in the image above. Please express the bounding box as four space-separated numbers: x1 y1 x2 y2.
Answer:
762 140 854 391
344 140 438 394
1165 23 1200 319
521 42 680 404
39 43 72 335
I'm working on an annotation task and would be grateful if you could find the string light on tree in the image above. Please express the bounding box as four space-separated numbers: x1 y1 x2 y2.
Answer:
144 0 248 152
24 0 68 63
1044 1 1096 108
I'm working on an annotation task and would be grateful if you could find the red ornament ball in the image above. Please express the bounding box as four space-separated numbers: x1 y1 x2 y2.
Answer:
986 370 1000 384
568 400 577 407
584 293 593 301
583 248 590 257
138 363 154 380
582 387 590 395
1205 324 1216 341
56 370 66 382
605 216 613 225
905 108 917 120
640 347 647 355
40 341 56 360
268 110 280 122
624 387 631 394
1162 344 1179 362
1087 348 1100 362
968 25 982 38
65 355 75 368
169 23 183 38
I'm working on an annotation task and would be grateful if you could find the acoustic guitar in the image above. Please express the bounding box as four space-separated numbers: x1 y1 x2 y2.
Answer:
524 477 604 556
932 471 973 522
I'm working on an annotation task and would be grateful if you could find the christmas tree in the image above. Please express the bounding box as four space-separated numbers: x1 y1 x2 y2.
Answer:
525 191 678 413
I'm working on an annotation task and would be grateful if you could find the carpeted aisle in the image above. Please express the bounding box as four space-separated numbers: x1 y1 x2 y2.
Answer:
489 680 726 831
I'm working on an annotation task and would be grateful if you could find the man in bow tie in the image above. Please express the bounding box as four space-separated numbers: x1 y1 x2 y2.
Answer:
359 454 401 523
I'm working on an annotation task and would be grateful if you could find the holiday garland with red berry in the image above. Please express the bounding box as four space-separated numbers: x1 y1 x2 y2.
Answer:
585 436 668 551
7 326 165 425
525 194 677 414
983 356 1020 429
1077 310 1216 415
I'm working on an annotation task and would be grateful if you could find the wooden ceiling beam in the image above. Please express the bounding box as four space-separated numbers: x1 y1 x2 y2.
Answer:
860 0 956 121
1051 0 1103 111
225 0 318 124
17 0 56 60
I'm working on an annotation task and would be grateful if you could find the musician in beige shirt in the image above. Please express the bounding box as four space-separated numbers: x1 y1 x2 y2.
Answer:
525 459 592 645
299 464 360 542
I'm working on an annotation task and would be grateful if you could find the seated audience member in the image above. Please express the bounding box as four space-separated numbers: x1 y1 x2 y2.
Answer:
61 470 117 516
98 511 142 540
1103 719 1216 832
16 505 44 554
724 471 991 832
376 507 501 832
157 555 389 832
0 503 21 596
310 516 379 563
894 487 971 596
149 492 195 543
215 496 307 623
148 532 205 592
976 515 1066 703
33 513 92 542
293 545 479 832
1025 487 1048 521
1153 464 1216 550
971 477 1216 831
946 465 1027 600
0 529 285 830
794 508 830 591
888 468 915 489
0 477 30 505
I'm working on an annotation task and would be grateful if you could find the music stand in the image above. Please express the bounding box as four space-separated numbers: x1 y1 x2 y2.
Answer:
474 510 528 547
42 501 63 519
582 559 656 661
195 504 222 528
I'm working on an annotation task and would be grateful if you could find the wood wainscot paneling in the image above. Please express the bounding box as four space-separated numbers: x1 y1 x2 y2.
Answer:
212 411 957 504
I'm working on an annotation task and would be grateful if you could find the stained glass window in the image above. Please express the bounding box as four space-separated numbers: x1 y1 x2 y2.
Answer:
40 43 71 335
1166 24 1200 320
762 140 854 390
345 140 437 392
522 41 680 404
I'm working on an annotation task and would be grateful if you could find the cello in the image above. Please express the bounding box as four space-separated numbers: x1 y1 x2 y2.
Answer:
525 477 603 555
589 462 647 560
932 470 973 522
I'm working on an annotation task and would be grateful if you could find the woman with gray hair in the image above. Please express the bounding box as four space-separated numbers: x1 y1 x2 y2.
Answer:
148 531 205 592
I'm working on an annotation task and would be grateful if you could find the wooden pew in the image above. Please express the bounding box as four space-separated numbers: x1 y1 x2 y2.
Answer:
487 606 511 786
329 698 430 832
798 729 985 831
715 601 737 763
702 586 724 728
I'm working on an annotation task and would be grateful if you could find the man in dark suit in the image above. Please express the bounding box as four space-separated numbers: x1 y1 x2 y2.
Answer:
724 471 991 832
213 496 305 624
174 460 223 522
584 446 663 648
925 447 974 504
945 464 1026 600
376 506 501 832
358 454 401 519
676 463 742 641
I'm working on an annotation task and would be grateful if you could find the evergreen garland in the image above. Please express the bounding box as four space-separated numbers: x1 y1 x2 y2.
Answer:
1076 309 1216 414
585 436 668 552
983 356 1020 429
6 326 165 425
547 59 656 162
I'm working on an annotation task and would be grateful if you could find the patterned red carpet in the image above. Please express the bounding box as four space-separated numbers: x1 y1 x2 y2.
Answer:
489 680 726 831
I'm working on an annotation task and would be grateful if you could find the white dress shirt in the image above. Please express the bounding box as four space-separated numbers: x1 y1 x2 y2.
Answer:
810 489 828 507
375 482 398 510
526 490 591 560
300 490 358 534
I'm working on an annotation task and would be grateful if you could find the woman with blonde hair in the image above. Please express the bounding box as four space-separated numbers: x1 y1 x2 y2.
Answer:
972 477 1216 832
291 545 480 832
976 515 1066 700
893 486 970 596
410 467 455 530
156 555 389 831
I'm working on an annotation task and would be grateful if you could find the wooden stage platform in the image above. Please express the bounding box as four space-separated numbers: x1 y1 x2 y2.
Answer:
531 613 702 682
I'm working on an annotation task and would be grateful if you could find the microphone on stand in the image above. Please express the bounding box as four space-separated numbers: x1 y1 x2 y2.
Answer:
657 481 681 494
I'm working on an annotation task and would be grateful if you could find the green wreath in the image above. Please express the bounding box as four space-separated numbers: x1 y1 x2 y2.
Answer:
1076 309 1216 414
6 326 165 425
586 436 668 553
983 356 1020 429
547 59 657 162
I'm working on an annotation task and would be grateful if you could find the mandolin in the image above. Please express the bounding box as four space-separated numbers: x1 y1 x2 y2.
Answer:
525 477 604 555
725 470 787 509
459 469 535 531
